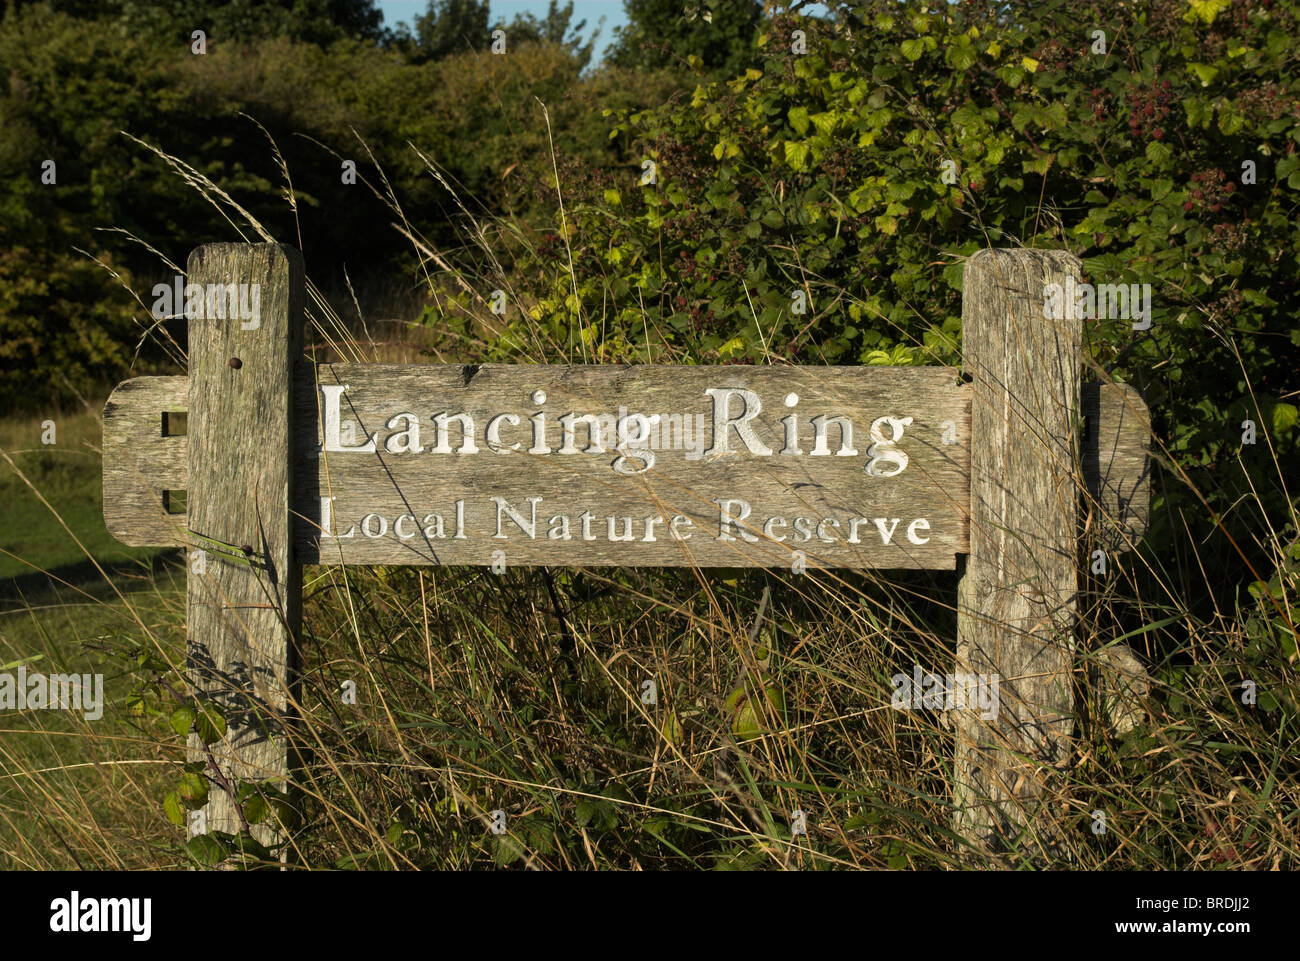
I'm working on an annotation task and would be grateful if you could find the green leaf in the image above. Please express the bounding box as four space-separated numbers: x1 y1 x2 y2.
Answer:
1145 141 1173 165
243 793 270 825
718 335 747 358
810 111 838 137
900 38 925 61
1280 624 1299 660
787 106 810 136
163 791 185 826
662 711 683 745
997 65 1026 88
186 834 227 867
194 704 227 745
886 181 916 201
493 835 523 866
576 799 599 828
946 36 976 71
1272 403 1297 434
1185 0 1230 25
169 706 195 739
270 796 299 829
849 182 877 212
1023 152 1054 174
783 141 810 172
1217 106 1244 135
177 772 209 808
1188 63 1219 87
230 832 272 863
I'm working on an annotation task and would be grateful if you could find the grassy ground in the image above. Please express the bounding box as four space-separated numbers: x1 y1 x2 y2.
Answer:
0 407 186 869
0 410 162 582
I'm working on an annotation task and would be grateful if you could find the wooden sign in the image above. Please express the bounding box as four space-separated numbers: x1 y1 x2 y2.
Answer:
297 363 971 569
108 365 970 569
102 244 1151 859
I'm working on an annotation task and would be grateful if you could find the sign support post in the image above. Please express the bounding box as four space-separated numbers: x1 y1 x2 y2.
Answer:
955 248 1083 857
185 243 303 846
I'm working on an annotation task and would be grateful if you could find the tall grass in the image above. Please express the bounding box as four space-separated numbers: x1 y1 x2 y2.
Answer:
0 411 186 868
1 118 1295 871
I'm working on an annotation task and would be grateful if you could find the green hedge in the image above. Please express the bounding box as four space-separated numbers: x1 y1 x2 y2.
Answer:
500 0 1299 615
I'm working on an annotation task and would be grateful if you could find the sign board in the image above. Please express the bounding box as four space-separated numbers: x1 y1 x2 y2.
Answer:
108 366 971 569
298 364 970 568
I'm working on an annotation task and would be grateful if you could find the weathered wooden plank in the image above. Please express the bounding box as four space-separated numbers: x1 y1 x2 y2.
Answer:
103 371 1154 571
186 243 303 849
955 248 1082 859
1083 381 1151 553
292 364 972 569
102 375 188 546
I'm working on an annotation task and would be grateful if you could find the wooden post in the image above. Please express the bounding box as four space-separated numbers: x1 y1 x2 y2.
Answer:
186 244 304 847
955 248 1083 859
1083 381 1151 553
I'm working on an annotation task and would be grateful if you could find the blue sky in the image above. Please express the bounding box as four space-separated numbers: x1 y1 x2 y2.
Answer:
375 1 631 64
375 2 831 66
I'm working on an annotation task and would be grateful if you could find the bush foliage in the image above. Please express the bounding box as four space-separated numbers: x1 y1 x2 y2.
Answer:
505 0 1298 618
0 0 668 407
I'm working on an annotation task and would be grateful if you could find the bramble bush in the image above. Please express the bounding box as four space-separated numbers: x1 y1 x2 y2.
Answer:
506 0 1299 619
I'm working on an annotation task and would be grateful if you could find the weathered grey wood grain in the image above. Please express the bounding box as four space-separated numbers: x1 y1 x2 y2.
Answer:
955 248 1082 860
102 376 188 545
1091 643 1149 737
186 243 303 851
103 373 1154 569
294 364 971 569
1083 382 1151 553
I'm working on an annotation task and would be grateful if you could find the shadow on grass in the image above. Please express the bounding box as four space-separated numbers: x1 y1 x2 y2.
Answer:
0 549 183 612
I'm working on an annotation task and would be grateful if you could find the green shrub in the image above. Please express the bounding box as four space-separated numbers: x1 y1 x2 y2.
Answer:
0 247 138 410
508 0 1298 616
